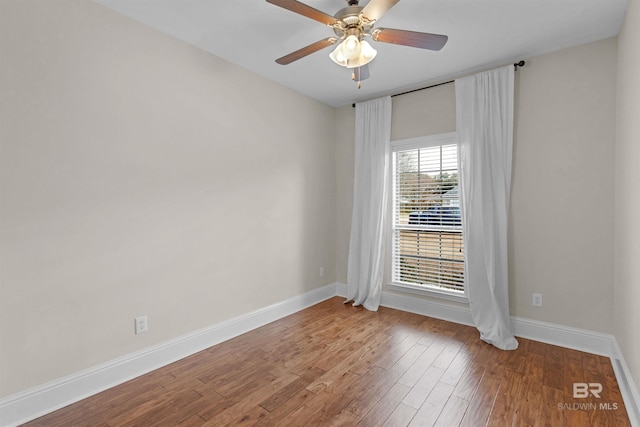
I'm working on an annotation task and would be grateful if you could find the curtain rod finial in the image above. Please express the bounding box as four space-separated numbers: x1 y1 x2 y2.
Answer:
514 60 525 68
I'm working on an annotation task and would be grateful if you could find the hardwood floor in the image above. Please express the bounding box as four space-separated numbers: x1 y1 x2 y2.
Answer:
24 297 631 426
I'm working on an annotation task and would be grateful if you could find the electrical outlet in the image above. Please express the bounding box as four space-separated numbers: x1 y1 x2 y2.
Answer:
135 316 148 335
319 267 325 278
532 293 543 307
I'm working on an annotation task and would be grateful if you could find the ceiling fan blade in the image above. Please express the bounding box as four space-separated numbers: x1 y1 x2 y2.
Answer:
276 37 338 65
372 28 448 51
266 0 338 26
361 0 400 22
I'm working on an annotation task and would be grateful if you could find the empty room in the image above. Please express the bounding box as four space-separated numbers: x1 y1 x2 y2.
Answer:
1 0 639 425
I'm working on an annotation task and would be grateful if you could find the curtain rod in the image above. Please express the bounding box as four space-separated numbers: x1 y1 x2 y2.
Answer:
351 60 525 108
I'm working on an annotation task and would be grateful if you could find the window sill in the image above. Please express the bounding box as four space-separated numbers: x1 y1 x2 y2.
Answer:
388 282 469 304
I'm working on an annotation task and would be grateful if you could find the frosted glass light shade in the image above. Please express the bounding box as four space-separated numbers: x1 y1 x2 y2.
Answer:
330 37 377 68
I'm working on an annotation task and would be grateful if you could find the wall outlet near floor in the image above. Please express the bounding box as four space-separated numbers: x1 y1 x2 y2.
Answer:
319 266 325 278
135 316 148 335
532 293 543 307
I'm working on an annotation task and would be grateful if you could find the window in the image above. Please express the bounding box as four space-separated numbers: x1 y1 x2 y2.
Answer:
391 133 465 298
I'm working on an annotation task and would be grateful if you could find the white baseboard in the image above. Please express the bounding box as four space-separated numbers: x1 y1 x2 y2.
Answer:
380 291 475 327
3 282 638 427
337 282 475 326
510 316 615 356
0 283 338 427
612 339 640 427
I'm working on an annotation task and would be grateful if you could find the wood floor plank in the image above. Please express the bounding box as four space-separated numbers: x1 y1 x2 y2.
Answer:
310 323 379 373
252 388 318 426
512 352 545 427
458 372 501 427
23 297 630 427
42 369 176 425
582 352 616 426
374 333 424 370
506 338 530 374
188 390 235 421
201 372 299 425
72 378 172 425
528 338 548 356
346 332 398 376
328 408 361 426
565 408 591 427
513 381 543 427
439 348 472 387
120 389 203 427
601 356 632 427
433 394 470 427
323 364 390 422
543 343 565 390
346 343 431 418
398 340 446 388
431 341 463 371
305 346 381 395
105 388 200 426
452 363 485 402
346 366 405 418
356 382 411 427
278 371 362 425
540 385 564 427
409 381 455 427
275 334 338 374
487 368 524 426
402 366 445 409
563 347 585 406
193 350 267 386
259 366 325 412
176 413 208 426
382 402 418 427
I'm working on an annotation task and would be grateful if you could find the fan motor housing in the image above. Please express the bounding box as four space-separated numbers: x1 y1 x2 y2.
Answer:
333 6 372 38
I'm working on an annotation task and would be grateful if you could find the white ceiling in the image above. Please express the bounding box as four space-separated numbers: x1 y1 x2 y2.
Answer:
92 0 627 107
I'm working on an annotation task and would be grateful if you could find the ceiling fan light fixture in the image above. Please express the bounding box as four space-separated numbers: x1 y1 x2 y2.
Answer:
329 36 377 68
359 40 377 62
329 43 348 66
342 35 361 60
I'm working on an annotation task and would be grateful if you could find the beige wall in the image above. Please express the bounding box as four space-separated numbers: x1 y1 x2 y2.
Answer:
334 105 355 285
390 84 456 141
0 0 336 397
510 38 616 331
615 0 640 398
335 38 618 332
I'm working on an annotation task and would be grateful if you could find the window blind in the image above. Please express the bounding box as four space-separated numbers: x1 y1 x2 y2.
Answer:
392 143 465 293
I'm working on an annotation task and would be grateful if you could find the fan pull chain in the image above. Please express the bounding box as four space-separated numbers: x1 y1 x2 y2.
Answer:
351 71 362 89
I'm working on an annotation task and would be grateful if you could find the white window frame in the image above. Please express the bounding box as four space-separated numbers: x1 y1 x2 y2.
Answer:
388 132 468 303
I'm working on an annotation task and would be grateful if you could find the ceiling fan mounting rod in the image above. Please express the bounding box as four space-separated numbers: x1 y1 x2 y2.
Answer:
345 27 362 38
331 4 374 40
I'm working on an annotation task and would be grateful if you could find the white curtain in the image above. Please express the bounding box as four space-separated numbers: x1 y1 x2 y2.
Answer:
346 96 392 311
455 66 518 350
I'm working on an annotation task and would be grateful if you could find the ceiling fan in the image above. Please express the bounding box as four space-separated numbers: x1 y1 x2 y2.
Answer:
266 0 448 87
